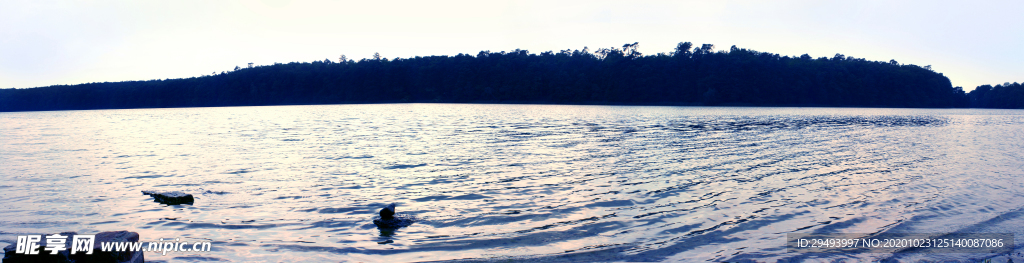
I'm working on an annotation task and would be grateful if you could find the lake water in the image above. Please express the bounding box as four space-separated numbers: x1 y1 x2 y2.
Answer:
2 104 1023 262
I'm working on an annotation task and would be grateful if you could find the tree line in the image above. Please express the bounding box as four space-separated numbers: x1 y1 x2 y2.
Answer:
3 41 1015 112
968 82 1024 108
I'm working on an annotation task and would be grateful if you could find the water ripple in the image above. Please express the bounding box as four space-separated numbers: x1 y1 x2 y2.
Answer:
2 105 1023 262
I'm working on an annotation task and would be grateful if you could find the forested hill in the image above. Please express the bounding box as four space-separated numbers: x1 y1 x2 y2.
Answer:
968 82 1024 108
0 42 986 112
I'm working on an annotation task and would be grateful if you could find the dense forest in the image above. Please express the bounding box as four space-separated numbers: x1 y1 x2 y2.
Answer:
2 41 1018 112
968 82 1024 108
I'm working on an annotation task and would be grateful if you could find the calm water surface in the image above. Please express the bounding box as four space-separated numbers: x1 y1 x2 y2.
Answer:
2 104 1024 262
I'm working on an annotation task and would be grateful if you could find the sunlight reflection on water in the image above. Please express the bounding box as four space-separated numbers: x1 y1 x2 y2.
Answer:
2 104 1024 262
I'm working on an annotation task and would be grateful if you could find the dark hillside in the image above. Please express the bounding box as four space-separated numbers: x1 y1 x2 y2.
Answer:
1 42 971 112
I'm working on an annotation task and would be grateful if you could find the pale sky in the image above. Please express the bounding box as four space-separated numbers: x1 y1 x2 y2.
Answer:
2 0 1021 91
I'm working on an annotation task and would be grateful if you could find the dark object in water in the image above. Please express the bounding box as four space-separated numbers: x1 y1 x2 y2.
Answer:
379 203 396 219
141 190 194 205
373 203 414 229
373 216 416 229
2 230 144 263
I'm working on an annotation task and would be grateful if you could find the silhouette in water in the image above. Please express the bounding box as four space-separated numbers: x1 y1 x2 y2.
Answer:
379 203 395 220
373 203 414 229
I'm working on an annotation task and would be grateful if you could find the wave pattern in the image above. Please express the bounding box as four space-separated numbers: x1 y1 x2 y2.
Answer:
1 105 1023 262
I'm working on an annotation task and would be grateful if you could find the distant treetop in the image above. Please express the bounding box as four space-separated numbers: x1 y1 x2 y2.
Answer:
2 41 1003 112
